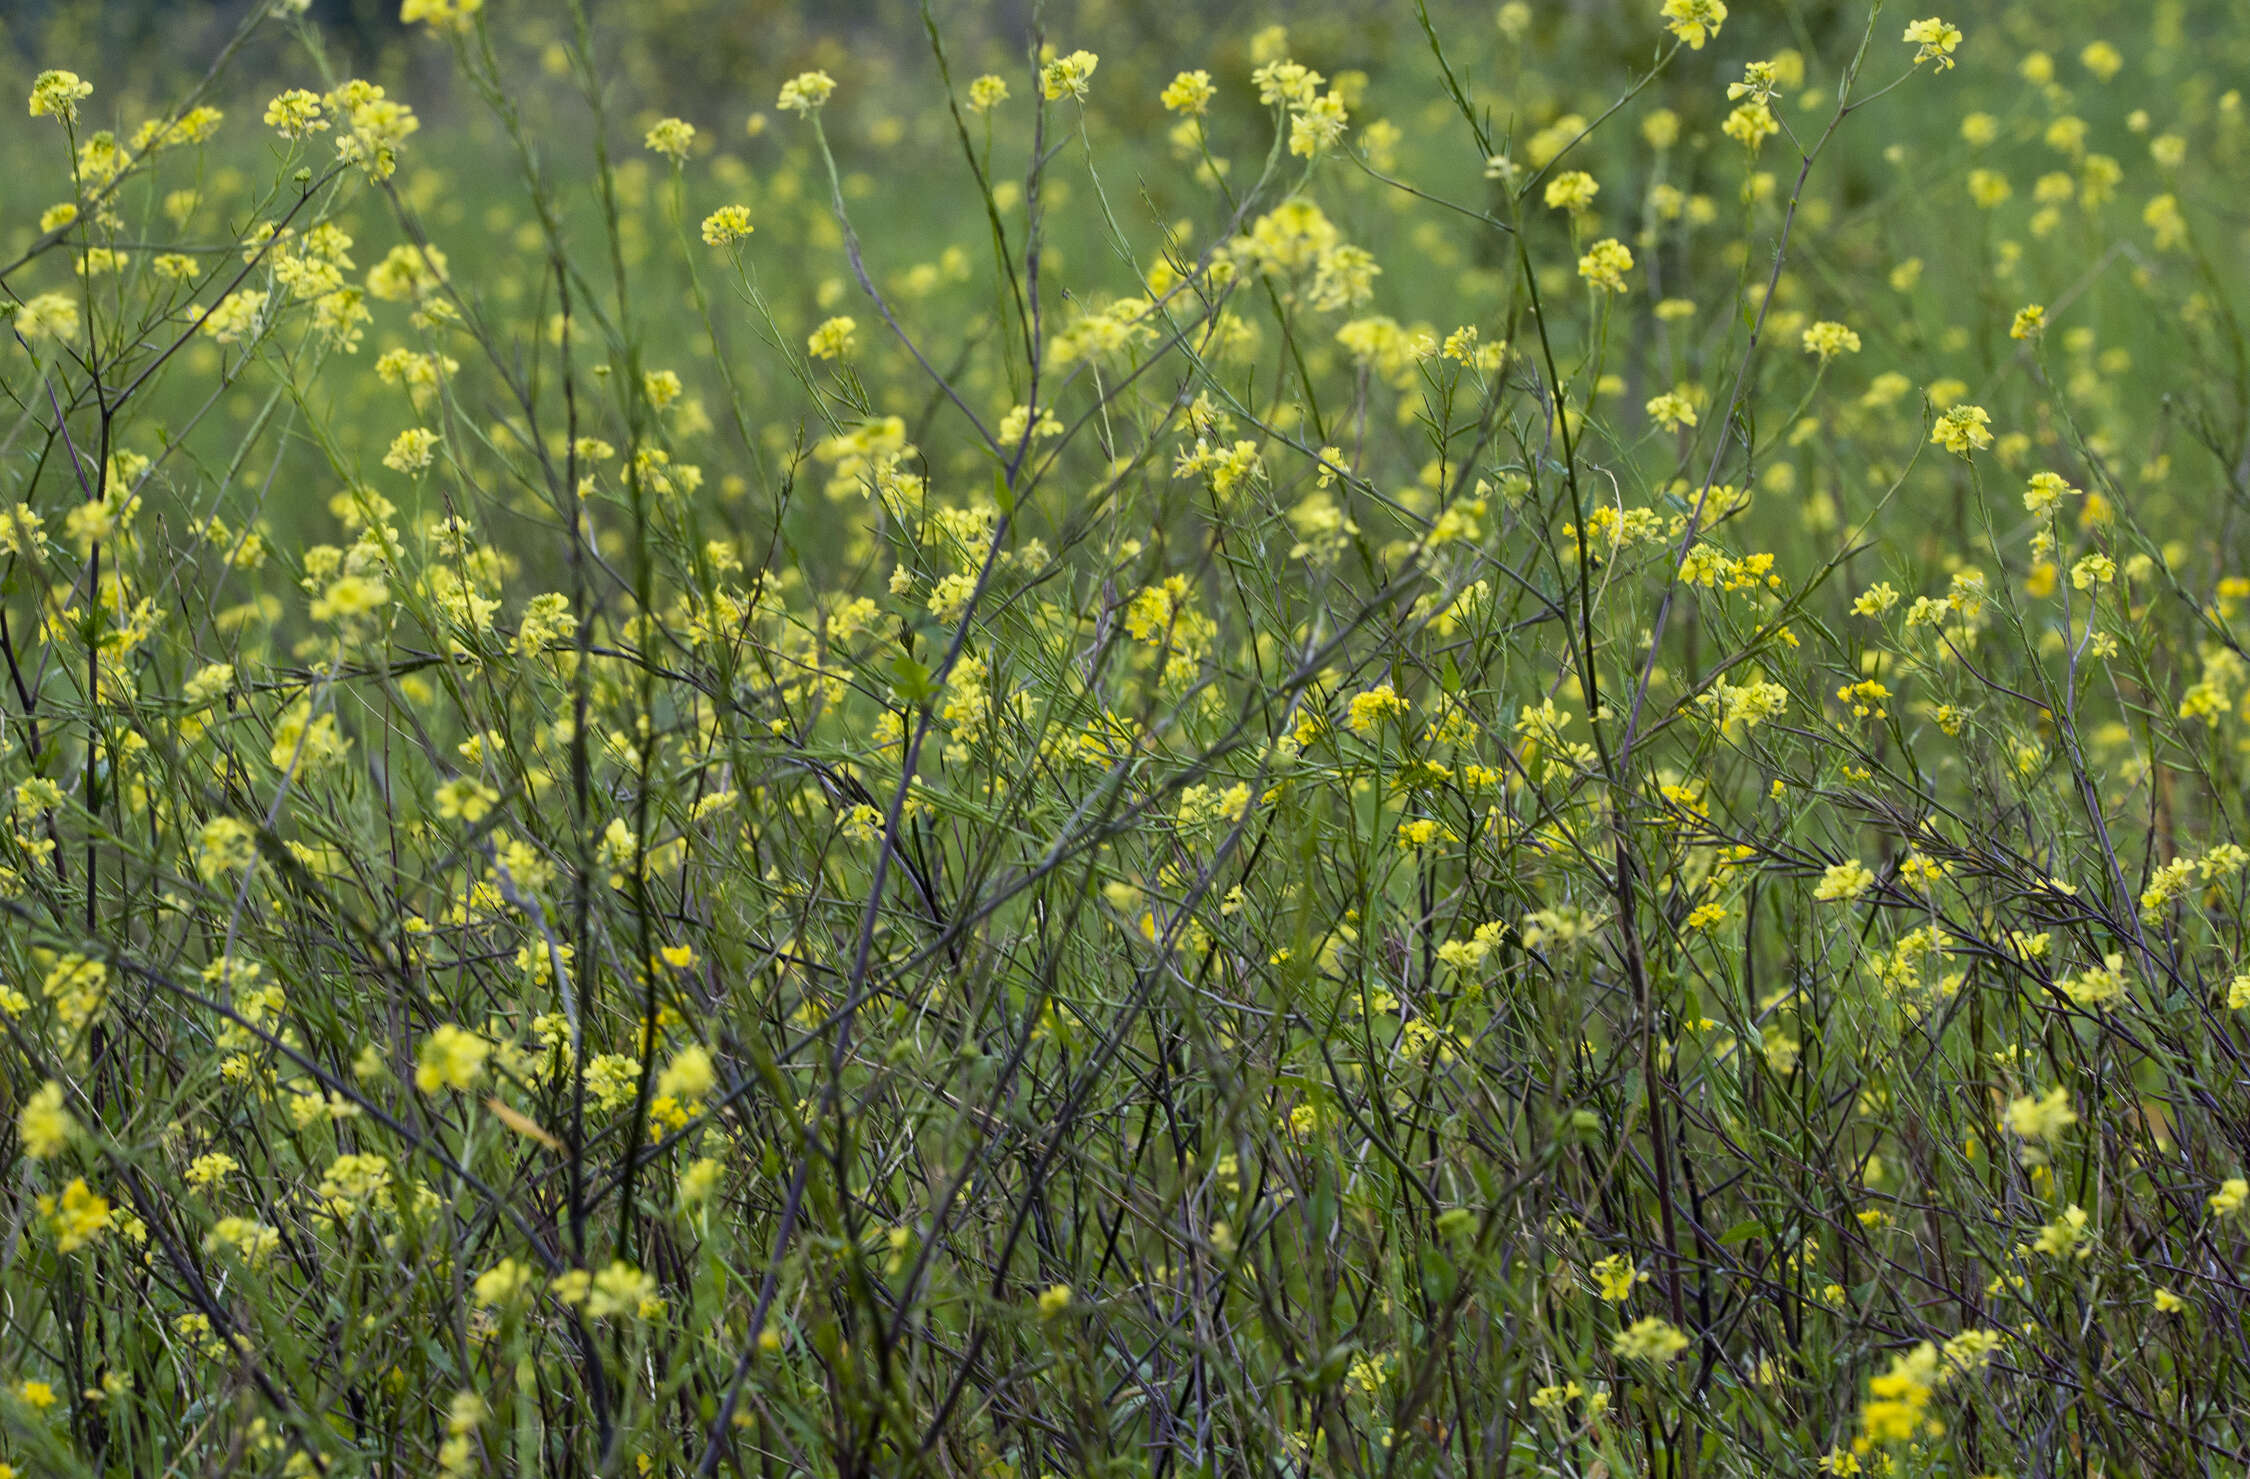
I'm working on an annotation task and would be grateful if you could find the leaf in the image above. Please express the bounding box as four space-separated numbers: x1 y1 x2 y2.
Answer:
1418 1247 1457 1304
485 1097 561 1151
889 652 934 702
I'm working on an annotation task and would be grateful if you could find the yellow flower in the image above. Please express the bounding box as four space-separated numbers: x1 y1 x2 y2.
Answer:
2210 1177 2248 1217
2031 1203 2091 1258
678 1157 724 1205
1930 404 1993 457
186 1151 239 1187
2023 471 2075 515
366 242 449 301
1040 49 1100 102
1161 70 1215 116
474 1257 538 1309
966 75 1010 113
1835 679 1890 719
2062 954 2129 1008
204 1216 280 1263
29 70 93 125
1036 1283 1073 1318
1903 18 1963 70
1966 168 2011 209
269 701 351 775
38 1178 113 1252
777 71 836 115
1588 1253 1646 1303
43 955 109 1033
584 1260 657 1319
2144 193 2188 250
1576 238 1634 294
807 316 858 360
655 1045 716 1103
383 427 441 475
414 1024 490 1094
311 574 389 624
2010 303 2047 340
1728 60 1779 104
1646 390 1698 430
1813 859 1875 902
1346 683 1410 735
400 0 483 28
202 290 268 345
1611 1316 1689 1363
1722 100 1778 151
1543 171 1599 213
1531 1381 1585 1413
644 117 695 161
14 291 78 344
2155 1288 2186 1313
1853 582 1900 616
1288 92 1349 158
1801 321 1861 360
1857 1341 1941 1444
700 205 754 246
18 1080 72 1159
2003 1086 2075 1144
433 776 499 824
264 88 329 139
1394 817 1446 849
1251 59 1323 108
1659 0 1727 51
333 84 420 180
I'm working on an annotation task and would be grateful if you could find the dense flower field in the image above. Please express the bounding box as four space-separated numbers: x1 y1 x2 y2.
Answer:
3 0 2250 1473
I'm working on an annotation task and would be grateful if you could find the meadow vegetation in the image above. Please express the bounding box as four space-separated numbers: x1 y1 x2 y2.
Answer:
4 0 2250 1473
